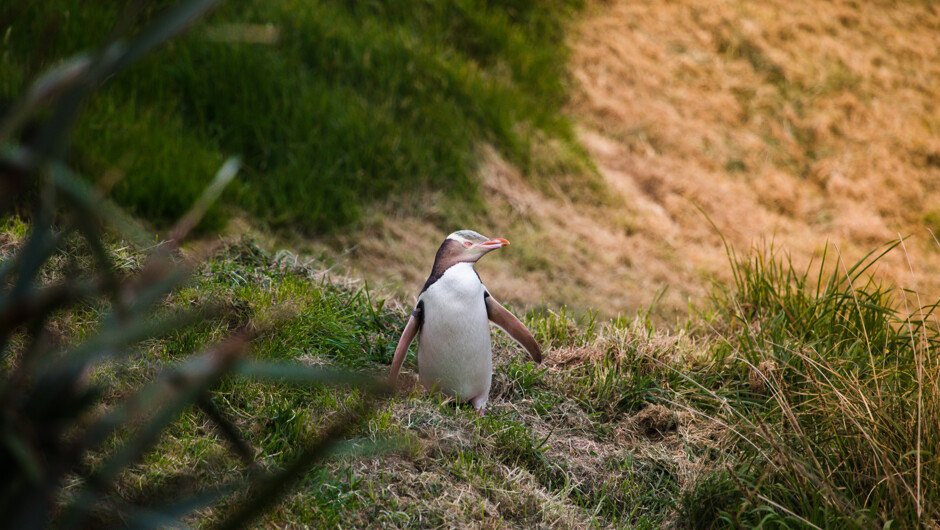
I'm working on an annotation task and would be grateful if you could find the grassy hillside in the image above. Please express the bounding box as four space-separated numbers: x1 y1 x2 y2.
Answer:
326 0 940 320
563 0 940 311
4 0 940 526
6 0 940 319
2 223 936 527
1 0 588 232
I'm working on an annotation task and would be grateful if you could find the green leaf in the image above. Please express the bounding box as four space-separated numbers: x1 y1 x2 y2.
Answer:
1 432 42 484
235 361 387 392
168 157 240 243
122 482 241 530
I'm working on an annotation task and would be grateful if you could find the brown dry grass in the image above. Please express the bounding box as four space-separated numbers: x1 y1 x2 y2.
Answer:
569 0 940 309
296 0 940 319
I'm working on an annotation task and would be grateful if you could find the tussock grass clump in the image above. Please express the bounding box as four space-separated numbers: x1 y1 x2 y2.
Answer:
685 243 940 527
528 305 598 349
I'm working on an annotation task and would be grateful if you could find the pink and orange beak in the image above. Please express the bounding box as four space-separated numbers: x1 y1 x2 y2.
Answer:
479 237 510 250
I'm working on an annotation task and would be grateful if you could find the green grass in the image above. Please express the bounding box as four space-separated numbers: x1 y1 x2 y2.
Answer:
680 242 940 527
65 236 407 527
2 0 587 233
6 211 937 526
6 1 937 522
2 226 683 526
527 305 598 349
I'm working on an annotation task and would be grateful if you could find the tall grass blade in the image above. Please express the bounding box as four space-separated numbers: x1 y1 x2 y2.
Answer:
121 483 239 530
168 156 240 244
100 0 223 78
51 160 152 247
197 395 255 464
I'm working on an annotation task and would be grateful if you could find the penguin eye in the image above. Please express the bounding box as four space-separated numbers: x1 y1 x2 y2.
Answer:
463 241 473 247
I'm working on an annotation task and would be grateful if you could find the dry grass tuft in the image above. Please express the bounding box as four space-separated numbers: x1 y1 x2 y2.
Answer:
548 345 605 366
748 358 779 394
632 404 678 437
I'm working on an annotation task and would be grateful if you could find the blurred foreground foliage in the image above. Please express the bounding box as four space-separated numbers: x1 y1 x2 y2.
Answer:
0 1 389 526
1 0 586 233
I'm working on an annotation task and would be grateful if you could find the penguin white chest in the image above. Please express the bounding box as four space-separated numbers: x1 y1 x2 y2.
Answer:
417 263 492 404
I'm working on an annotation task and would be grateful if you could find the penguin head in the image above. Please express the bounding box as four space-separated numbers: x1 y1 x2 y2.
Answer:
441 230 509 263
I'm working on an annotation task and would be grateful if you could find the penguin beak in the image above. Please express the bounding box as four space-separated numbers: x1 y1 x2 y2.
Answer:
480 238 510 250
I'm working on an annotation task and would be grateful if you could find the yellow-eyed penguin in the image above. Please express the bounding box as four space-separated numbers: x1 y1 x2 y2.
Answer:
388 230 542 413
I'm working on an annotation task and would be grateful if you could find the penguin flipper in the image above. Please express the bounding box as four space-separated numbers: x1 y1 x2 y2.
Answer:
389 313 420 384
484 293 542 364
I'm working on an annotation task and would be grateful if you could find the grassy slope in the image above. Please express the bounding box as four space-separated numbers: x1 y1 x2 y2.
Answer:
6 1 940 317
3 222 936 527
328 0 940 320
565 0 940 310
1 0 589 233
5 0 940 526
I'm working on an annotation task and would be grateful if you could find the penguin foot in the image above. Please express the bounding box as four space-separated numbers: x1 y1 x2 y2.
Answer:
469 394 488 414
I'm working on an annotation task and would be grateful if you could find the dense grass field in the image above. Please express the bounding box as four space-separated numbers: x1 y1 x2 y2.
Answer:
1 0 587 232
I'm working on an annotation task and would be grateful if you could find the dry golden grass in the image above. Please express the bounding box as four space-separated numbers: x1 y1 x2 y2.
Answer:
569 0 940 309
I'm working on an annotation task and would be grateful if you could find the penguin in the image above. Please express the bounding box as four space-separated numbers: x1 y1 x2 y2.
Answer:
388 230 542 413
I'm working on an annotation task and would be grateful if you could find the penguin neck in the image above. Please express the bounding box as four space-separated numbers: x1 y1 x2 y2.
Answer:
421 240 480 293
